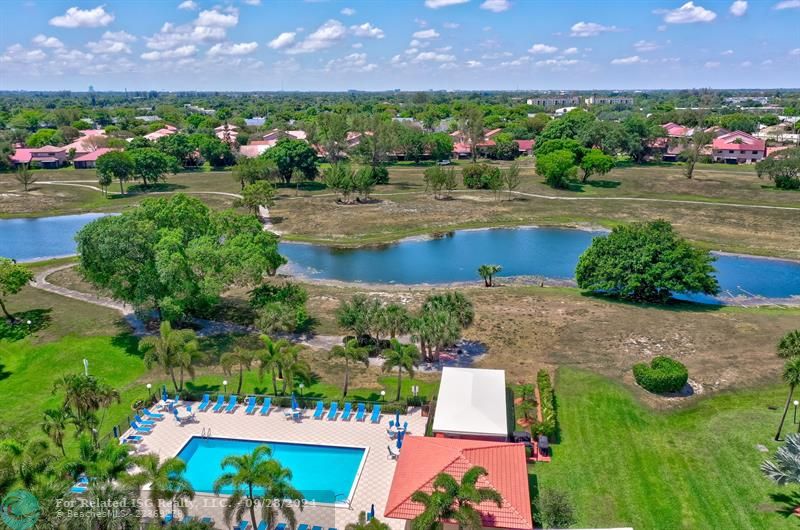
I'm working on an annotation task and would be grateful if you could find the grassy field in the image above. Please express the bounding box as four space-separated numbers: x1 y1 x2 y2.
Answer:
534 368 796 530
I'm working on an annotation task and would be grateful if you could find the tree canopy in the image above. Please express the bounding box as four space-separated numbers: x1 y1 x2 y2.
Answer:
0 258 33 322
262 138 318 183
76 194 285 321
575 220 719 303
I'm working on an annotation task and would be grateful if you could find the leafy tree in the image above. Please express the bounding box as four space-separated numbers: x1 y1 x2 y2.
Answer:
424 166 457 199
0 257 33 322
535 138 587 164
489 133 519 161
233 157 278 189
411 467 502 530
157 133 198 166
263 138 319 183
756 147 800 190
778 330 800 359
534 489 577 529
477 264 502 287
502 162 521 199
130 454 194 522
96 150 134 194
354 116 395 174
317 112 350 162
398 125 427 164
576 220 719 303
580 149 615 183
462 163 501 190
77 194 286 321
139 321 199 392
323 162 357 203
774 357 800 441
382 339 421 401
619 115 661 163
237 181 276 215
458 105 485 162
353 166 377 201
429 132 454 162
536 109 595 144
196 136 235 168
337 294 383 339
15 164 37 192
25 128 62 147
128 147 180 187
536 149 577 189
380 303 412 339
414 293 473 362
97 170 112 196
221 349 255 396
679 131 713 179
330 338 370 397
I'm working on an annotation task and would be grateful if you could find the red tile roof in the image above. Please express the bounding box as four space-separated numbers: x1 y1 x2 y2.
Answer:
10 148 33 164
712 130 765 152
452 142 471 154
384 437 533 530
515 139 535 151
73 147 115 162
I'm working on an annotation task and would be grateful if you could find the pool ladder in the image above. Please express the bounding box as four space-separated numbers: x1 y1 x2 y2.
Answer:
201 427 211 439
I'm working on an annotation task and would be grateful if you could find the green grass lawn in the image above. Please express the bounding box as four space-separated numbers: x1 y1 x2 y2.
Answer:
534 368 795 530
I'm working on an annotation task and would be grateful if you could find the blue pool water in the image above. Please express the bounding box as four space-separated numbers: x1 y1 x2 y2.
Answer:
0 213 107 261
176 437 366 502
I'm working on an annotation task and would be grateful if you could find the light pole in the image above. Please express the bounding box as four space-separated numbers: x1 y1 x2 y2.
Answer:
146 383 152 402
83 359 89 376
223 380 228 395
299 383 304 397
795 400 799 424
380 390 386 402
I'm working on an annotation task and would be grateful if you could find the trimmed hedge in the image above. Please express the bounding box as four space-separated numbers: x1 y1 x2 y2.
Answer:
633 356 689 394
532 370 557 439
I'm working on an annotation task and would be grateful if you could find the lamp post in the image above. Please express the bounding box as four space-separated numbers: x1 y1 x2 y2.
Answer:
380 390 386 402
299 383 304 397
223 380 228 395
83 359 89 376
795 400 799 425
146 383 152 402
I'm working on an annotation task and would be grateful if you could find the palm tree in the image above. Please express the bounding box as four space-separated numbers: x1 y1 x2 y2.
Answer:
139 321 199 392
129 454 194 522
345 512 390 530
411 467 502 530
83 481 143 529
213 445 302 530
382 340 420 401
52 373 120 444
337 294 382 339
41 408 69 456
278 343 311 395
381 303 411 339
423 292 474 329
221 348 255 396
516 400 537 423
762 433 800 488
258 335 291 395
258 457 304 530
477 265 502 287
778 330 800 359
0 438 53 488
413 310 460 363
330 339 370 397
776 357 800 441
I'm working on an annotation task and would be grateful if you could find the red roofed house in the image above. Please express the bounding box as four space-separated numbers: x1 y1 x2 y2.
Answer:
73 147 115 169
514 139 535 156
10 145 67 169
662 122 693 138
712 130 766 164
384 436 533 530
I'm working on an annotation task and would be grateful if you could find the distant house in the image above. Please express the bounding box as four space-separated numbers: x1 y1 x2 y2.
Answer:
515 139 535 155
527 96 580 108
238 143 274 158
135 115 162 123
712 131 766 164
244 117 266 127
10 145 67 169
215 124 239 143
261 129 307 142
662 122 694 138
586 95 634 106
143 127 177 142
73 147 115 169
62 134 108 159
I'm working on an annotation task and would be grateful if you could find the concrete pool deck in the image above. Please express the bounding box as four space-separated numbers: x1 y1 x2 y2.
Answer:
123 401 427 530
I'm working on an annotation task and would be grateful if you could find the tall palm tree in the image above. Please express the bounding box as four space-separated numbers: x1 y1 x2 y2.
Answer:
775 357 800 441
278 344 311 395
62 436 135 483
213 445 302 530
129 454 194 522
259 457 304 530
329 339 370 397
221 348 255 396
423 292 474 329
413 311 460 363
52 373 120 444
258 335 291 395
382 339 420 401
381 303 411 339
477 265 502 287
778 329 800 359
41 408 69 456
139 321 199 392
0 438 53 488
762 432 800 487
411 467 502 530
83 481 143 530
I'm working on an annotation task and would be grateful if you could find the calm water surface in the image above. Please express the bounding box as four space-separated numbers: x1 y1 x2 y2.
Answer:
0 213 107 261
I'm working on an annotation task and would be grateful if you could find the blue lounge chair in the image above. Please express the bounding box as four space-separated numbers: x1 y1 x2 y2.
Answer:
142 408 164 420
260 397 272 415
275 524 286 530
200 517 214 526
122 435 143 444
257 522 268 530
212 395 226 412
370 404 382 423
312 401 325 419
245 396 257 415
312 526 323 530
134 414 155 426
130 421 152 434
341 402 352 420
355 403 366 421
197 394 210 411
327 402 339 420
235 521 250 530
182 515 194 523
298 524 309 530
225 395 238 413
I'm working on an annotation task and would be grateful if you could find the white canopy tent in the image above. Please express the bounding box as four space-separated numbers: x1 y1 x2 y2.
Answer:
432 367 509 441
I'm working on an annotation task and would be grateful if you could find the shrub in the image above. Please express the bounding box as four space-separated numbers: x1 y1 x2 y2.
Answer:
534 489 576 529
633 355 689 394
462 163 501 189
532 370 557 439
368 165 390 185
249 282 308 309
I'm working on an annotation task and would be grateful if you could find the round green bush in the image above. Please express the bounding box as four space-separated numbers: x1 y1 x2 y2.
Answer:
633 356 689 394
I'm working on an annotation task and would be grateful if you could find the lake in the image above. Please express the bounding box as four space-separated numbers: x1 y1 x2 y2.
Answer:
2 215 798 304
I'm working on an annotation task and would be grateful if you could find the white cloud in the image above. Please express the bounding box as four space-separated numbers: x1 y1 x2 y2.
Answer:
341 7 356 16
146 22 227 50
0 44 47 63
195 8 239 28
633 40 660 52
730 1 747 16
49 6 114 28
86 31 137 54
480 0 511 12
562 47 578 55
286 19 347 54
425 0 469 8
528 43 558 54
413 29 440 39
535 58 578 68
141 45 197 61
32 35 64 49
570 21 619 37
413 51 456 62
658 2 717 24
704 60 720 68
178 0 197 10
350 23 385 39
791 48 800 56
324 52 376 72
761 59 773 65
465 60 482 68
774 0 800 9
268 32 297 50
207 41 259 56
499 55 530 67
443 22 460 29
721 49 734 55
243 0 262 5
740 60 752 67
611 55 645 65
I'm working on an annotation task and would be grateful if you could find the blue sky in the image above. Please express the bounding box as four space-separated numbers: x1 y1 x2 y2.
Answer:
0 0 798 91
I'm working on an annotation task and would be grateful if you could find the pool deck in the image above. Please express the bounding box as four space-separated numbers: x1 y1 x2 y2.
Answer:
123 401 426 530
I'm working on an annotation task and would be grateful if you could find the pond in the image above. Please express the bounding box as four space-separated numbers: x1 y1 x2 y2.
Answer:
2 215 799 304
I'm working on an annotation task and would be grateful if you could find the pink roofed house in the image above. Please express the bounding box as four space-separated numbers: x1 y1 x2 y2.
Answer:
662 122 693 138
10 145 66 168
73 147 116 169
712 131 766 164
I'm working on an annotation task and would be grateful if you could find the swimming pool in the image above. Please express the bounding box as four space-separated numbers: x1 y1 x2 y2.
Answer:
176 437 367 503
